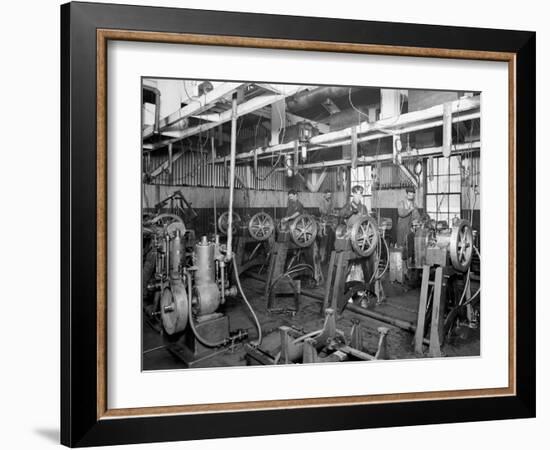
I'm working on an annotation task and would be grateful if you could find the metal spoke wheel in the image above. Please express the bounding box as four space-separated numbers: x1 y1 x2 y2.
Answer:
350 215 379 257
217 211 242 235
166 221 187 238
450 220 473 272
289 214 318 248
248 212 275 241
148 213 183 228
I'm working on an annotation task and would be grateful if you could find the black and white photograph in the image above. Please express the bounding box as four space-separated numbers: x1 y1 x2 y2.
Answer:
141 79 481 370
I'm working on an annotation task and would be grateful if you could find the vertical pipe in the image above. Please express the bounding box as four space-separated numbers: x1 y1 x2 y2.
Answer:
226 93 238 261
211 137 217 234
168 143 173 175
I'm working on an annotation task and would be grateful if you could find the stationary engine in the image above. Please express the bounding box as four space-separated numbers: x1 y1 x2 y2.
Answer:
143 212 261 365
159 235 236 336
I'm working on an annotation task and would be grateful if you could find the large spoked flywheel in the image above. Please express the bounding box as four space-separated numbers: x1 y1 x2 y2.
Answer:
289 214 318 248
350 215 379 257
248 212 275 241
217 211 242 235
449 219 473 272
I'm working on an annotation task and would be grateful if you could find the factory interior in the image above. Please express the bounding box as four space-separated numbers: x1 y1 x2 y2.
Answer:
142 79 481 369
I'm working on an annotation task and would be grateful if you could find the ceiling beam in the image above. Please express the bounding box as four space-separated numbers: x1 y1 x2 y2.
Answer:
144 86 308 151
143 82 244 139
213 96 480 163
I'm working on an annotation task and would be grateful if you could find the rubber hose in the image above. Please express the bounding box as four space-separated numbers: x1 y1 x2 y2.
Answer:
233 258 263 346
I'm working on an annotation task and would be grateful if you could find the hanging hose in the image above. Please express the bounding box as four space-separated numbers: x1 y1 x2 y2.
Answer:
268 264 313 296
459 245 481 307
444 244 481 339
457 268 471 306
232 258 263 347
368 236 389 285
184 260 263 348
378 237 390 279
457 244 481 306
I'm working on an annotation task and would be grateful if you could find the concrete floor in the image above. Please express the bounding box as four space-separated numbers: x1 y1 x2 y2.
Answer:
142 270 480 370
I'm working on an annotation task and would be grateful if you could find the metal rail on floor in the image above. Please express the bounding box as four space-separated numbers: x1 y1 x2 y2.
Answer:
245 272 431 345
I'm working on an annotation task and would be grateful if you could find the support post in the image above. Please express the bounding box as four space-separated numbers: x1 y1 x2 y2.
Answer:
428 267 445 357
414 265 431 355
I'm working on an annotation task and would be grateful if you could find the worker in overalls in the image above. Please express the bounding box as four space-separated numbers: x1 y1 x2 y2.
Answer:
281 189 304 225
397 186 420 253
281 189 322 286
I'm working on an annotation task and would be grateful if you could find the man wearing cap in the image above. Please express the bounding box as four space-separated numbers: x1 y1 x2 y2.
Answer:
397 186 420 250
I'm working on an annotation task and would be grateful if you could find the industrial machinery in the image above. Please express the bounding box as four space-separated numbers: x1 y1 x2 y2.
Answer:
322 214 390 313
218 211 276 275
150 190 198 228
143 212 262 366
264 213 321 314
217 210 242 236
142 213 194 309
411 219 479 357
245 308 390 365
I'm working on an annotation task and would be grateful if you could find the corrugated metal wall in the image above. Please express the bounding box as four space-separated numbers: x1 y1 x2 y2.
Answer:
146 151 288 189
145 150 342 193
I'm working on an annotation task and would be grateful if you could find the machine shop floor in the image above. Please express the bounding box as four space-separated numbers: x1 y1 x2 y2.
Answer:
142 275 480 370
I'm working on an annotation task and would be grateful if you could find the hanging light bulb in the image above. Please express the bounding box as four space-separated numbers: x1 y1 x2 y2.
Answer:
285 154 294 177
298 121 313 163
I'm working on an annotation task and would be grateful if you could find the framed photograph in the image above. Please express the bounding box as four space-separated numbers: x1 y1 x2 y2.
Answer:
61 1 536 447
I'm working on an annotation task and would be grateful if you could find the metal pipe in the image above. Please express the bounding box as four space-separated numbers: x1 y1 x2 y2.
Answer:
211 137 217 234
226 93 238 261
164 235 170 278
346 303 417 333
287 86 359 113
246 272 429 345
220 261 226 305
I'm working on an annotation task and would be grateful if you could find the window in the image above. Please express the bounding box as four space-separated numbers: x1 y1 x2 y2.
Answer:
425 156 462 226
350 165 372 211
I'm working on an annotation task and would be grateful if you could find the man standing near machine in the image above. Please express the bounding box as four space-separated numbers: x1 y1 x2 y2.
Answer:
318 189 335 263
319 189 334 216
338 185 372 304
397 186 420 252
281 189 305 225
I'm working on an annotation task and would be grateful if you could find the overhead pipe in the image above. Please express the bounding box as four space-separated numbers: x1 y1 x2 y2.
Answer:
328 108 372 131
287 86 360 112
